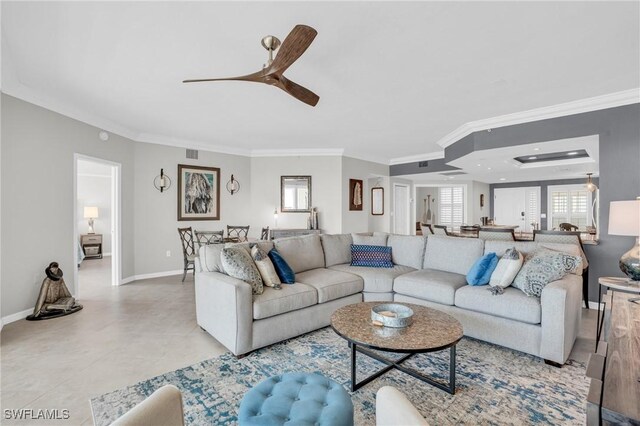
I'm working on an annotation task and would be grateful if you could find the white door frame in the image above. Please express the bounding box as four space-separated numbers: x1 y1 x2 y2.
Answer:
73 154 122 291
392 183 411 235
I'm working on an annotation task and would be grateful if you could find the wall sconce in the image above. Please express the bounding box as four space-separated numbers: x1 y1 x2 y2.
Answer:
153 168 172 193
274 208 279 227
226 174 240 195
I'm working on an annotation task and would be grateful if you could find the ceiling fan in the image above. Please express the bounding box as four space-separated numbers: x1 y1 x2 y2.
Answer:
183 24 319 107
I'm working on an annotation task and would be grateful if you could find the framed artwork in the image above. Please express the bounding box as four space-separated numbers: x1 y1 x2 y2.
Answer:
349 179 364 211
371 187 384 215
177 164 220 221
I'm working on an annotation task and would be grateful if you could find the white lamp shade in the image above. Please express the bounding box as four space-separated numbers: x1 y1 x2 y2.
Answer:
608 200 640 236
84 206 99 219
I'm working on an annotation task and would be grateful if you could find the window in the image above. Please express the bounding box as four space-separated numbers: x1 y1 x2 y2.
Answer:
548 185 592 230
439 186 464 227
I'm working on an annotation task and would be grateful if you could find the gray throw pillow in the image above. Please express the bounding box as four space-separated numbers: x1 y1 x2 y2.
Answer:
513 248 582 297
221 247 264 295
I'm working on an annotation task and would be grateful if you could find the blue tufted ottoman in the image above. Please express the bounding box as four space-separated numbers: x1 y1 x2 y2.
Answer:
238 372 354 426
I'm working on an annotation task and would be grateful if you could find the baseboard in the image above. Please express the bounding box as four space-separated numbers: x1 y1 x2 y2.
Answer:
1 308 33 326
120 269 183 285
103 253 112 257
588 301 603 310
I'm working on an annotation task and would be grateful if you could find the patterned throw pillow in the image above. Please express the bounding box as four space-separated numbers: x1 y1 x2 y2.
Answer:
489 247 524 294
221 247 264 295
350 244 393 268
251 246 281 289
513 248 582 297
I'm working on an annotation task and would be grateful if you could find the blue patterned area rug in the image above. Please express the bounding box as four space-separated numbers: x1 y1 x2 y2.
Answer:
91 327 588 425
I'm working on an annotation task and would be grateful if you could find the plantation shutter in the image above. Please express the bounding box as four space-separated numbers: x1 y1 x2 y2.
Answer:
439 186 464 227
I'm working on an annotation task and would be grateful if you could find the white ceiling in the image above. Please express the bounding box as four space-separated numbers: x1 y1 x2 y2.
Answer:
2 2 639 164
397 135 600 184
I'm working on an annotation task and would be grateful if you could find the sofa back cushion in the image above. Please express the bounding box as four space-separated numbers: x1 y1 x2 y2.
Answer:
274 234 325 273
320 234 353 267
353 233 388 246
423 235 484 275
387 235 427 269
199 244 225 273
485 240 584 274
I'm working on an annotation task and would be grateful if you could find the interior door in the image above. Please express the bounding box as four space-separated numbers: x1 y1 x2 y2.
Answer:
494 187 540 232
494 188 526 230
393 184 410 235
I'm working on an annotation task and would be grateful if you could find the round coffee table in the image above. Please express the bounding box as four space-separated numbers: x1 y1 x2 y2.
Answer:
331 302 463 394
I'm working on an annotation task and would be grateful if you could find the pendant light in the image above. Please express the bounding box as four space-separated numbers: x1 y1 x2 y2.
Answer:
586 173 598 192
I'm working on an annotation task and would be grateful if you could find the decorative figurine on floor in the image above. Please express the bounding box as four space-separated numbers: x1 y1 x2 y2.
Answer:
26 262 83 321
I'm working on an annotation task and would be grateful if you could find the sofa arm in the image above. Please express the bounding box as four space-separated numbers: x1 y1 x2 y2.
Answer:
540 274 582 364
195 271 253 356
376 386 428 426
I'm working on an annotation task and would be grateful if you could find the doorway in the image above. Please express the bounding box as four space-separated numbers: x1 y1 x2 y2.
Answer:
74 155 121 296
494 187 540 233
393 183 410 235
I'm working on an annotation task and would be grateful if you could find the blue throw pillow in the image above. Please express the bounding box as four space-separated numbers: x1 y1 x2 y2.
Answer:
351 244 393 268
268 249 295 284
467 252 499 286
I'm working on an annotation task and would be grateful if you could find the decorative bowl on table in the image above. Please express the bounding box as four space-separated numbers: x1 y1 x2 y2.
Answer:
371 303 414 328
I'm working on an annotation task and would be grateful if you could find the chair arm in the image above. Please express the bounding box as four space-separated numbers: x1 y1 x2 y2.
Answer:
376 386 428 426
540 274 582 364
195 271 253 356
111 385 184 426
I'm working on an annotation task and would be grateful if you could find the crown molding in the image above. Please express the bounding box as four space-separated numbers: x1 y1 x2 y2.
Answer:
388 150 445 166
389 88 640 166
251 148 345 158
136 132 252 157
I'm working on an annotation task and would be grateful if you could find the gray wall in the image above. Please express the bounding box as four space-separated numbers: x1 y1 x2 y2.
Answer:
1 94 136 316
489 177 599 229
341 156 389 234
478 104 640 302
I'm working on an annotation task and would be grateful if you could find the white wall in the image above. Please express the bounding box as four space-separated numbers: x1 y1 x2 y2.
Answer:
1 94 136 318
368 176 390 233
77 173 112 254
133 143 253 276
472 181 490 224
250 156 343 234
341 156 389 234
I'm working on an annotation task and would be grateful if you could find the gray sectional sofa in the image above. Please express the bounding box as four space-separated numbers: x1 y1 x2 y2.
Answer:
195 233 584 364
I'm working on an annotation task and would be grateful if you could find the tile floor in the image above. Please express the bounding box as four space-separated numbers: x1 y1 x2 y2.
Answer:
1 258 598 425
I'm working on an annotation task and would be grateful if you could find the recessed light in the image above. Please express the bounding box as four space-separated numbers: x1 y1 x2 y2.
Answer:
533 148 540 151
477 164 482 167
499 177 507 181
487 167 492 170
528 156 537 160
567 151 578 156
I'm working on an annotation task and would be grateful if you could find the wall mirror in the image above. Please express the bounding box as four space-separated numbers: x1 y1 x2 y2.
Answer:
371 187 384 215
281 176 312 212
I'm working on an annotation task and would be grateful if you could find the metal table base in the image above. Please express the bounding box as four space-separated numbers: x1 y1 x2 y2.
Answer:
349 342 456 394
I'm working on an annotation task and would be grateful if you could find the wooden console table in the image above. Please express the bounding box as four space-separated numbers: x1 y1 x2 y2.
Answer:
586 288 640 424
270 229 321 240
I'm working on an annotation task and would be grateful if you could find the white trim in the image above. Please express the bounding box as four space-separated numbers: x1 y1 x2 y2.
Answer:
120 269 184 285
588 301 603 310
1 308 33 326
389 150 446 166
392 183 411 235
77 172 111 178
389 88 640 165
251 148 345 157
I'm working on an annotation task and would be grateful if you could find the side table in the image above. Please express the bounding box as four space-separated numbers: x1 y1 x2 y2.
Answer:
595 276 640 349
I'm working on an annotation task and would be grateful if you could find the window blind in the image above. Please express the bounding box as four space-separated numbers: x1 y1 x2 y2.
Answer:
439 187 464 227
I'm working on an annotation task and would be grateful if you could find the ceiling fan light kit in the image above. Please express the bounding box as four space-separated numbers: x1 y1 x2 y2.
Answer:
183 25 319 106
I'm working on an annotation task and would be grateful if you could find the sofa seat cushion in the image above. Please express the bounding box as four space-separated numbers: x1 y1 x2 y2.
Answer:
253 283 318 320
328 264 415 293
295 268 364 303
455 285 541 324
393 269 467 305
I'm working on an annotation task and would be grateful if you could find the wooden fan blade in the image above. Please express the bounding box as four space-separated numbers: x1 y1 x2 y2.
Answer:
276 75 319 107
269 25 317 75
183 69 266 84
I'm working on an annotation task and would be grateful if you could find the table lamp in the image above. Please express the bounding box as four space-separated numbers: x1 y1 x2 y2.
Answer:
84 206 99 234
608 199 640 282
